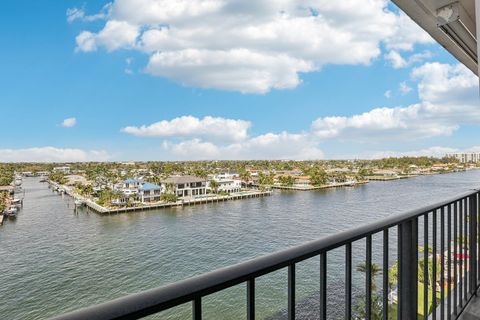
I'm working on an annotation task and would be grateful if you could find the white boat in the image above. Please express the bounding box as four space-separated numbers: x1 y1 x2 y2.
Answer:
5 206 17 217
74 199 85 206
11 199 22 207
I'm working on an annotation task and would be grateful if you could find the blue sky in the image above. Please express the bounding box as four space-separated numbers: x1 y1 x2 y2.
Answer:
0 0 478 162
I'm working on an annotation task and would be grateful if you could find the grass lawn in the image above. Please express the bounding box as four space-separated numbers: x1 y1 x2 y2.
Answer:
389 282 445 319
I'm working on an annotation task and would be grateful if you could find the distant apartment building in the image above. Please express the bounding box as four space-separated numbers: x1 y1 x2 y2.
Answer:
448 152 480 163
162 176 207 198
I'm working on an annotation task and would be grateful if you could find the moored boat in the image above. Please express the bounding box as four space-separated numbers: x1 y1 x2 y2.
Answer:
5 206 18 217
74 199 85 206
11 199 22 208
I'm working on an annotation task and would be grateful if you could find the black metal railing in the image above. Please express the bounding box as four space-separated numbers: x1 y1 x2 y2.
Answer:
52 190 480 320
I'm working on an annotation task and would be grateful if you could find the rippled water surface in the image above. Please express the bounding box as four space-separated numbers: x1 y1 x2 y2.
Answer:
1 170 479 319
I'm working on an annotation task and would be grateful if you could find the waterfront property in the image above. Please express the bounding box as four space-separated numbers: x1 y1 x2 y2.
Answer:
123 178 143 190
53 166 71 174
162 175 207 198
209 177 242 194
138 182 162 203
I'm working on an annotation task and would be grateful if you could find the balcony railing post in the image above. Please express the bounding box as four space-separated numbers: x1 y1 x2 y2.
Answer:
398 218 418 319
470 195 477 294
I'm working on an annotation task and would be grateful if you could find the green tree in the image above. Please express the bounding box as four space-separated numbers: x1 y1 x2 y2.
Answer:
309 169 327 186
161 193 177 203
354 262 383 320
278 175 295 187
209 180 219 193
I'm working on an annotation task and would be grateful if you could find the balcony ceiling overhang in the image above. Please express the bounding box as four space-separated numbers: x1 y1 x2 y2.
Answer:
392 0 478 75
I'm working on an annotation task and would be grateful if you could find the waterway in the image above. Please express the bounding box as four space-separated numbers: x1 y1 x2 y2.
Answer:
1 170 479 319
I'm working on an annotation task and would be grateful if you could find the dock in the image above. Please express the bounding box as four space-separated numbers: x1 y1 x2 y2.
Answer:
48 181 272 215
271 181 368 191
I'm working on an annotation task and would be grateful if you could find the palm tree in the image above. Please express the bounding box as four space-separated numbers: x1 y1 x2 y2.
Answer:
239 170 251 185
209 180 219 194
354 262 383 320
356 262 382 291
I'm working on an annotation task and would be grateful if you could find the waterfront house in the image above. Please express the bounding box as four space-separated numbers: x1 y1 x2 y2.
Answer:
123 178 143 190
208 178 242 194
138 182 162 203
53 166 71 174
215 172 239 180
161 176 207 198
372 169 399 177
431 163 449 171
294 176 312 187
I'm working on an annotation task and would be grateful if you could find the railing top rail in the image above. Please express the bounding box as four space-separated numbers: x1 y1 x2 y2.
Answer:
52 189 479 320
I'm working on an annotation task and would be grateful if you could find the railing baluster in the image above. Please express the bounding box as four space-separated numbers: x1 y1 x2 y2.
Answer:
470 194 478 294
432 209 437 320
424 213 429 320
397 224 402 320
247 279 255 320
320 252 327 320
383 229 388 320
477 193 480 286
193 297 202 320
345 243 352 320
459 199 463 307
447 203 452 318
398 219 418 319
366 235 372 320
469 195 476 295
441 206 445 320
288 264 295 320
454 201 458 316
464 198 468 301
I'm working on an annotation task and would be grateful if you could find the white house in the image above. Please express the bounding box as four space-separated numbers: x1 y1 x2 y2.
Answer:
209 178 242 194
138 182 162 203
123 178 143 190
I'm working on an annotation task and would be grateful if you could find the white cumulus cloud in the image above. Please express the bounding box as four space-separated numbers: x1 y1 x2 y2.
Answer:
76 20 139 52
311 62 479 142
122 116 251 142
161 133 324 160
0 147 110 163
61 117 77 128
399 81 412 95
73 0 433 93
67 6 109 23
121 61 477 160
385 50 433 69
